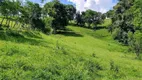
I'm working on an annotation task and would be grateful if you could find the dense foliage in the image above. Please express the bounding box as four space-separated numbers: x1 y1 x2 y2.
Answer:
109 0 142 58
0 0 106 33
75 10 105 28
0 0 77 33
43 0 68 33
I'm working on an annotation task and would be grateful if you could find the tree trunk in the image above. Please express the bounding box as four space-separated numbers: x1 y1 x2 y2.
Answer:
94 24 97 30
5 16 9 26
88 23 91 28
0 17 5 25
13 21 18 28
53 28 57 34
11 21 15 28
7 20 10 27
17 22 20 29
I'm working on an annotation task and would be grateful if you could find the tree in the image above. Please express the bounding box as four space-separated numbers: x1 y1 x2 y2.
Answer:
82 10 103 28
43 17 54 34
20 1 45 30
108 0 142 57
82 10 96 28
43 0 68 33
110 0 135 45
10 0 21 28
106 10 114 18
0 0 21 28
0 0 11 26
75 12 85 27
94 12 104 27
65 5 76 21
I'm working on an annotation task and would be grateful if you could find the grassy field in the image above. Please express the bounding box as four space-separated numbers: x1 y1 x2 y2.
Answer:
0 25 142 80
97 18 112 28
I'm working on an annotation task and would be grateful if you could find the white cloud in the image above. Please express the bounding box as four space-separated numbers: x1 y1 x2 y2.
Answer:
68 0 86 12
68 0 117 13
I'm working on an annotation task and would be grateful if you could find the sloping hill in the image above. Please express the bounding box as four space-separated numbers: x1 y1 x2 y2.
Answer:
0 26 142 80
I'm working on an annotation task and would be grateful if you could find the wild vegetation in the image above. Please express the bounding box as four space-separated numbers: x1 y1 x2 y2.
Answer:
107 0 142 59
0 0 142 79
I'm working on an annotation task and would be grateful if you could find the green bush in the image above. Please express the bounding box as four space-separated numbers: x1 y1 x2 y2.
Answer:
128 31 142 58
112 28 128 44
43 17 54 34
112 28 121 40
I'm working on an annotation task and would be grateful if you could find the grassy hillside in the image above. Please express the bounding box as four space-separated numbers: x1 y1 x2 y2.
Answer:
0 25 142 80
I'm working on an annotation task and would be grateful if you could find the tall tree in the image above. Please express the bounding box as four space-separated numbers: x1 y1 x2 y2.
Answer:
65 5 76 21
82 10 103 28
82 10 96 28
43 0 68 33
20 1 44 30
111 0 135 44
75 12 85 27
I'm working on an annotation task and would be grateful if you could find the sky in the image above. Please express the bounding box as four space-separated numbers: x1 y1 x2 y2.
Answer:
30 0 118 13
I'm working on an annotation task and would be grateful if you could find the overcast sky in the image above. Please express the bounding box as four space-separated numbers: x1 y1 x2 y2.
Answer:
30 0 118 13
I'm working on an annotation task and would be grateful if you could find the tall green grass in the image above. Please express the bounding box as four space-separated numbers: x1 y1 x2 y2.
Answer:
0 24 142 79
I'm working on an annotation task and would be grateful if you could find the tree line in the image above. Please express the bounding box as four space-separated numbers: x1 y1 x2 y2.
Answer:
0 0 105 34
0 0 75 34
75 10 105 28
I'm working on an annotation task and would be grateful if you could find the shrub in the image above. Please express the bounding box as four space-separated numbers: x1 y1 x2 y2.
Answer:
128 31 142 58
43 17 54 34
112 28 121 40
112 28 128 44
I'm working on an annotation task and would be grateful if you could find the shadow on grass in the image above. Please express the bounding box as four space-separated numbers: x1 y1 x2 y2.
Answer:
0 30 50 47
57 31 83 37
94 26 107 30
69 25 107 31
